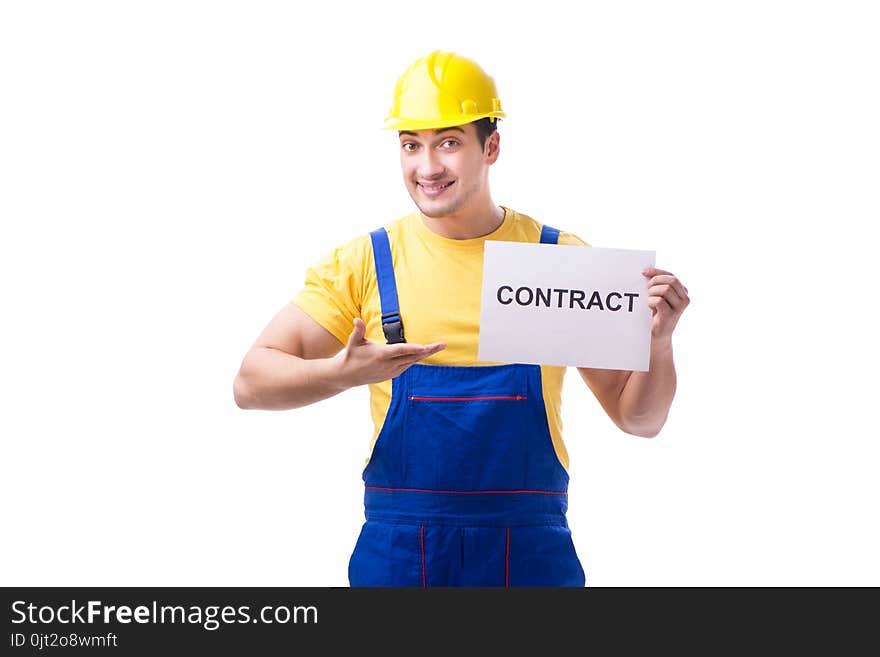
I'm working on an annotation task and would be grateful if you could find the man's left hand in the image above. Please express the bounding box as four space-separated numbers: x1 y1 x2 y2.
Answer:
641 267 689 343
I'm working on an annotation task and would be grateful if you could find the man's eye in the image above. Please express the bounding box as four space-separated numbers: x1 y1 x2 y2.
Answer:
442 140 459 148
402 143 417 151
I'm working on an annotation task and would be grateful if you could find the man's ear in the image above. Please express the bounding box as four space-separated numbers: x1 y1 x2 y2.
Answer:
485 131 500 163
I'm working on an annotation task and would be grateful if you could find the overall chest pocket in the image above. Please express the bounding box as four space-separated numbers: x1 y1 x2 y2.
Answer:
402 364 537 491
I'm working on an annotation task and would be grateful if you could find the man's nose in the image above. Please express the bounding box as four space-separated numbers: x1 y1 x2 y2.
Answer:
416 149 445 180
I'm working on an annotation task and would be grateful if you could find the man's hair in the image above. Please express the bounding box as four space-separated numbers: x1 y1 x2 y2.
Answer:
473 117 500 151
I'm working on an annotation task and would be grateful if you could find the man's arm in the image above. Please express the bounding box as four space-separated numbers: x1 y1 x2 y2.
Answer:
576 339 676 438
617 339 676 437
577 265 688 437
576 367 632 433
233 304 349 410
233 304 446 411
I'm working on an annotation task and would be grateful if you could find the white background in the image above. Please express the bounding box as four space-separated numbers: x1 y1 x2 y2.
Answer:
1 1 877 586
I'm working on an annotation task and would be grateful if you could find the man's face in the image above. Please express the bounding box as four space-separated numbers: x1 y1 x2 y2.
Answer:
398 122 498 218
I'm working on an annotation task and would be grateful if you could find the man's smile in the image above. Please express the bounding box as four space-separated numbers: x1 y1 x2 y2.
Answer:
418 180 456 197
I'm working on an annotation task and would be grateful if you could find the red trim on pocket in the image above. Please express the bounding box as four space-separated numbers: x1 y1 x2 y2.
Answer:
420 525 426 588
408 395 527 401
505 527 510 588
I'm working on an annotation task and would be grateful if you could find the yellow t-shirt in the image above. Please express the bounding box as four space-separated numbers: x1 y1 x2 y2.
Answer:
291 205 590 472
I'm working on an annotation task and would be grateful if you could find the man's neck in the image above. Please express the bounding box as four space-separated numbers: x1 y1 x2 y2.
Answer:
419 203 505 240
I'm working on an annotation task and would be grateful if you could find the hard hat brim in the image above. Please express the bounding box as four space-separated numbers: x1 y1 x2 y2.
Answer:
383 111 505 132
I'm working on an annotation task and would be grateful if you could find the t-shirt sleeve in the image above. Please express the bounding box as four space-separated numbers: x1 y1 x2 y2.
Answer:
558 231 591 247
290 237 366 346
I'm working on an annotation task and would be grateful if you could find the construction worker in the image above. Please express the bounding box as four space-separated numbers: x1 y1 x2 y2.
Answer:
233 50 689 586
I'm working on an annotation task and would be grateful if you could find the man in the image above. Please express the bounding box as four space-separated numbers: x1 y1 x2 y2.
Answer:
233 50 689 586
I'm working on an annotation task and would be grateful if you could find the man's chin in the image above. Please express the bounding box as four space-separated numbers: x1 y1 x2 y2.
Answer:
418 207 447 219
413 199 458 219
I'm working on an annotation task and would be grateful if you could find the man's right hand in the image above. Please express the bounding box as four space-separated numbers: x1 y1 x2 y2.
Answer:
333 318 446 387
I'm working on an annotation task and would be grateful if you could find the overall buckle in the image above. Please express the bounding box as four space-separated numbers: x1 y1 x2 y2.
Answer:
381 312 406 344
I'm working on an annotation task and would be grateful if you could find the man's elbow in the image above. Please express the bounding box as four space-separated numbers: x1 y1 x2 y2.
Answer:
620 415 664 438
233 375 256 409
627 426 662 439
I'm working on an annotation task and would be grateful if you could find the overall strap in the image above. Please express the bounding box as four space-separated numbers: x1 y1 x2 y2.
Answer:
369 227 406 344
540 223 561 245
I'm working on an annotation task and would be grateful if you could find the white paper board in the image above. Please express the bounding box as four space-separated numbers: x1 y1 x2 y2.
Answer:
478 242 656 371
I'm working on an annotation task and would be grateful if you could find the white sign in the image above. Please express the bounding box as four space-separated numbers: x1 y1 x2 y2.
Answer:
478 241 656 371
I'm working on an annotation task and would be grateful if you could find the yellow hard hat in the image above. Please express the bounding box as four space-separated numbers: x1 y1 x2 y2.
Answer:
384 50 505 131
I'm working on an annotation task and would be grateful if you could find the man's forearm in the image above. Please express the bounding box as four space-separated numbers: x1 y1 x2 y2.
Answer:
233 347 350 411
618 339 677 437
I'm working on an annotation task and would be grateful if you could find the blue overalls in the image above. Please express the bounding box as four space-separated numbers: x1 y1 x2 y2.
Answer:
347 224 586 587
